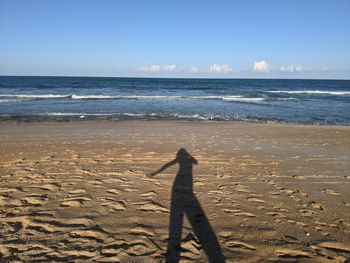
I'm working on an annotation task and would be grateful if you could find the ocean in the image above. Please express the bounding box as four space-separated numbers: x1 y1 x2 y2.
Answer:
0 76 349 125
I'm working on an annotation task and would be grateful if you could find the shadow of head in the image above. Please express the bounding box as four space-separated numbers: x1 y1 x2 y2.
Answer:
176 148 198 166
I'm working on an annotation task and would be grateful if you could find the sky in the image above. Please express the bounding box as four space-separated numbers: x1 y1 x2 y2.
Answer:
0 0 349 79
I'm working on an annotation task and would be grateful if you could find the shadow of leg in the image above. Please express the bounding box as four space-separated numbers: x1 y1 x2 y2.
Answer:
166 190 185 263
185 194 225 263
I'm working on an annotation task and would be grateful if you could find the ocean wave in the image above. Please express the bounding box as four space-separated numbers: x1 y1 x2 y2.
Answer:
35 112 233 120
0 112 289 123
71 95 223 100
0 99 23 103
277 97 297 100
39 112 115 116
0 94 71 99
0 94 265 103
71 95 120 99
70 95 265 103
222 96 265 103
267 90 350 95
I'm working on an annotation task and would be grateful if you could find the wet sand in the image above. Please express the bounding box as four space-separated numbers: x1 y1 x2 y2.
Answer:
0 121 349 262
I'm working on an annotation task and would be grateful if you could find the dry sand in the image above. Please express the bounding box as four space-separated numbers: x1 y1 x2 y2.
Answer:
0 121 349 262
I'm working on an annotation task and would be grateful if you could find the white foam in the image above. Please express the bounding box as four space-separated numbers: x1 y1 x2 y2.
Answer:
38 112 155 117
267 90 350 95
0 99 22 103
71 95 117 99
69 94 210 101
51 94 264 102
40 112 115 116
277 97 297 100
129 95 183 100
71 95 184 100
0 93 265 103
0 94 71 99
118 95 222 100
222 96 265 103
171 113 208 120
37 112 225 120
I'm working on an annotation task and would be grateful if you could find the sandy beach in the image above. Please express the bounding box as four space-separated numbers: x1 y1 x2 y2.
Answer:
0 121 349 262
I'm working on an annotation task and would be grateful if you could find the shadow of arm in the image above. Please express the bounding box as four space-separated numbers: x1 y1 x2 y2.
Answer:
149 159 177 177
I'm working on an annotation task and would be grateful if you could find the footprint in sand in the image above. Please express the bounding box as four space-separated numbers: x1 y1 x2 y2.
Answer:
140 191 157 198
129 225 155 237
179 233 202 260
61 200 82 207
300 209 316 217
102 238 158 257
223 209 242 214
87 180 103 185
0 216 31 231
234 184 251 194
295 221 308 227
0 195 9 205
38 183 60 191
280 188 296 195
225 240 256 251
267 212 285 218
3 243 53 259
33 217 93 228
0 187 22 194
126 240 159 256
21 194 48 206
101 240 129 257
69 229 107 243
61 197 91 207
195 181 206 186
62 250 97 260
103 177 128 184
308 201 324 210
233 211 256 217
68 189 87 195
322 189 341 195
106 189 120 195
218 230 233 238
101 200 126 211
123 188 138 192
28 222 62 234
275 248 312 259
223 208 255 217
247 197 265 203
135 200 169 213
318 241 350 253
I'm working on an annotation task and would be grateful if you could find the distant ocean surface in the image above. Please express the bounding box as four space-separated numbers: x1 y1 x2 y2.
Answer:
0 76 349 125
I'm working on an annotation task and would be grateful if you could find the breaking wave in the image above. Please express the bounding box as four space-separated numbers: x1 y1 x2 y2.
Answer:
0 94 266 103
267 90 350 95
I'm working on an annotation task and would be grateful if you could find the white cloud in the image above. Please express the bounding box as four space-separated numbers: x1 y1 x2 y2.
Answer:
136 65 161 72
149 65 161 72
280 65 304 73
253 60 269 73
136 64 177 73
189 67 200 73
208 64 233 74
163 65 177 72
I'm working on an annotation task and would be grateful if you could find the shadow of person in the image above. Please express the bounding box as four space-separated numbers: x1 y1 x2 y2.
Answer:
150 148 225 262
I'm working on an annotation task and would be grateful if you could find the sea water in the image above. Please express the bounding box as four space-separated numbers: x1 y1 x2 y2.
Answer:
0 76 349 125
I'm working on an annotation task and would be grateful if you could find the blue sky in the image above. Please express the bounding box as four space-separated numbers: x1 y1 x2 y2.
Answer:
0 0 349 79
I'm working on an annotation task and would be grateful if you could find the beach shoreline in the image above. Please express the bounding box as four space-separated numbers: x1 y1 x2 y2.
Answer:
1 121 349 262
